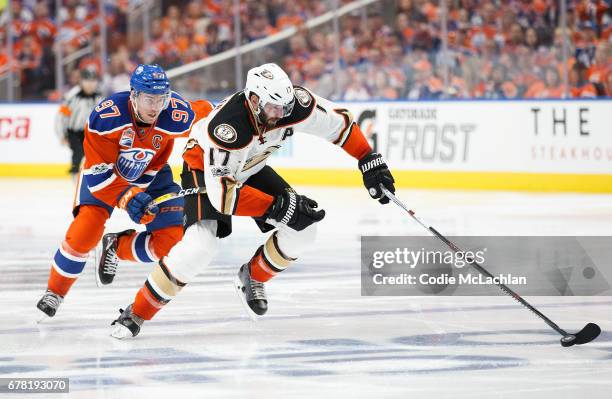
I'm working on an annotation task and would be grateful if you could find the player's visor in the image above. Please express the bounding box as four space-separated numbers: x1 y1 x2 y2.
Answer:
263 98 294 119
135 92 171 110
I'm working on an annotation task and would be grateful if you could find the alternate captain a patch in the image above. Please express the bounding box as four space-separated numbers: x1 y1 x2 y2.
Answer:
213 124 237 143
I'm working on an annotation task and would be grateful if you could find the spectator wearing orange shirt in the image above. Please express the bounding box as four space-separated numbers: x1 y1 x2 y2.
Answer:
570 61 598 97
276 2 304 30
60 5 90 49
160 5 181 33
526 67 566 99
31 2 56 47
396 13 414 47
575 0 609 27
479 2 500 40
587 42 610 86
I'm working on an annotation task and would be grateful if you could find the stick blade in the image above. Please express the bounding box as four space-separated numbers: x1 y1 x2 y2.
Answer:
560 323 601 347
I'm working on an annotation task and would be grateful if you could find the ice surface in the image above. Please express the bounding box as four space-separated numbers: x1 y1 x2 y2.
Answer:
1 178 611 398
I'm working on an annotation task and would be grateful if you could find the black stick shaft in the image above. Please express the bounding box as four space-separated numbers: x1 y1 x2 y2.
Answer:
381 187 568 337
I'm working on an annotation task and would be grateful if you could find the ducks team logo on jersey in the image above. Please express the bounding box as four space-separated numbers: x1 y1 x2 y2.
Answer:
294 87 311 107
116 148 156 181
119 128 135 148
213 124 237 143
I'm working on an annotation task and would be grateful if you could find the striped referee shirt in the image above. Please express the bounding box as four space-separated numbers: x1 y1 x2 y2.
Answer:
55 85 103 138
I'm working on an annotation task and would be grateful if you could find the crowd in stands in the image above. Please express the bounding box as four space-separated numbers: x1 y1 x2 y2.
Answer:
294 0 611 100
1 0 611 101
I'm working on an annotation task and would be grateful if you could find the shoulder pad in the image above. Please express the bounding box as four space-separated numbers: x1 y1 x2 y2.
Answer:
275 85 316 128
156 91 196 135
190 99 214 122
207 92 255 150
87 92 132 135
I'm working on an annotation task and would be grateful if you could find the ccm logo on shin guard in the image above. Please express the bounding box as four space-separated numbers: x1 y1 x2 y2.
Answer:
281 192 297 225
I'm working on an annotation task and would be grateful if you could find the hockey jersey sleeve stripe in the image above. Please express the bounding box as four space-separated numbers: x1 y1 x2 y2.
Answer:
340 123 373 160
87 172 118 193
132 171 157 186
155 124 193 136
83 167 115 188
332 109 353 146
87 122 132 135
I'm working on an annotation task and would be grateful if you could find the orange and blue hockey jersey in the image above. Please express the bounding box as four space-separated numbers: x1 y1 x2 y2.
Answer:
76 91 212 209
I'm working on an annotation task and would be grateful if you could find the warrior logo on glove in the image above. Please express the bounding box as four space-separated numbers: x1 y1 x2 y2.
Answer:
358 152 396 204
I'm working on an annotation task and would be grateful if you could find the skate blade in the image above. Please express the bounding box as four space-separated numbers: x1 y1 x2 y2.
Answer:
93 244 103 288
36 307 56 324
233 275 261 323
110 324 134 340
36 313 53 324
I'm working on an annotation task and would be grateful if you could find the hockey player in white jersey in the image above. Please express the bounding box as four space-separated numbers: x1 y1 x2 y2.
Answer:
110 63 396 338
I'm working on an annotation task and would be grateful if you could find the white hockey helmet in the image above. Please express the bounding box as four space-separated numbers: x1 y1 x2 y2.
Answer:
244 63 295 120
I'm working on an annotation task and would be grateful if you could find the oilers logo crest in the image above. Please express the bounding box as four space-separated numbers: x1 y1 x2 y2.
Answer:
116 148 156 181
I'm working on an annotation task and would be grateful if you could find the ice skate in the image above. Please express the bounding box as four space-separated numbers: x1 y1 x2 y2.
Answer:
36 290 64 321
234 263 268 320
110 304 143 339
95 229 134 287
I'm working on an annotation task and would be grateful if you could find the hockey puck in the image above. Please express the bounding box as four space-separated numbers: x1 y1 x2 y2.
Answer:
560 334 577 347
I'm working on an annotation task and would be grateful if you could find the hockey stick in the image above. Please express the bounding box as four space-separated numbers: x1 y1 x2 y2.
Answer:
145 187 206 214
380 185 601 347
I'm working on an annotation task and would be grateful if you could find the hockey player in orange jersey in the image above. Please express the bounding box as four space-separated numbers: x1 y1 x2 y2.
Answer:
36 64 213 319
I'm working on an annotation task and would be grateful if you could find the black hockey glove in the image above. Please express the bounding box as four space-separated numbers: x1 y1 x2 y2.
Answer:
265 189 325 231
358 152 395 204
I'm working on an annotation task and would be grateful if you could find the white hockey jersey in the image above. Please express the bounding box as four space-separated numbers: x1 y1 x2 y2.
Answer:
183 86 372 216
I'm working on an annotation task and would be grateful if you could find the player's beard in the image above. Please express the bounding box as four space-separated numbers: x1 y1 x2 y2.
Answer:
259 112 280 129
